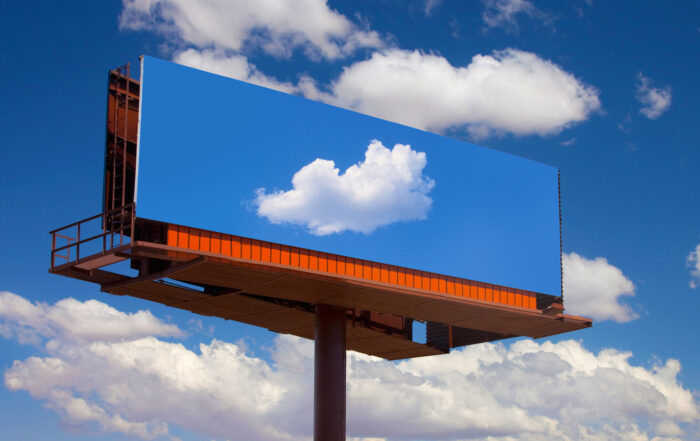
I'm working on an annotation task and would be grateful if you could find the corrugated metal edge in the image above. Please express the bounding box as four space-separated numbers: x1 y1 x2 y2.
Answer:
161 224 543 310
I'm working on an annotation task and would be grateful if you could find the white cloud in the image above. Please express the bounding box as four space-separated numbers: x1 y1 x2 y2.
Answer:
618 112 633 133
0 291 183 345
47 389 169 440
305 48 600 138
121 1 601 140
563 252 638 323
163 47 602 140
255 139 434 235
120 0 383 60
636 73 672 119
482 0 550 31
173 48 300 94
2 292 698 440
687 243 700 289
424 0 442 16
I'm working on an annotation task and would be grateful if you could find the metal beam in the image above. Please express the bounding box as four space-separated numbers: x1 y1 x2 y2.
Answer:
314 304 346 441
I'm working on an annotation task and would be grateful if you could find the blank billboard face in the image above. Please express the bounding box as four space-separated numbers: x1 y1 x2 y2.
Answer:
136 56 562 296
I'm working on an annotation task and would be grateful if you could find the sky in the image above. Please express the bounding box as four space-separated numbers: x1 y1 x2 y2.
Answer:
0 1 698 440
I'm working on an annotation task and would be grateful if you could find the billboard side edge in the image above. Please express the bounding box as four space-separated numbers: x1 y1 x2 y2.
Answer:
559 169 564 299
134 56 145 206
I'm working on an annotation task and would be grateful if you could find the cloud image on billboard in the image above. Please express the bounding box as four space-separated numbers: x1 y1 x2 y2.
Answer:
254 140 435 235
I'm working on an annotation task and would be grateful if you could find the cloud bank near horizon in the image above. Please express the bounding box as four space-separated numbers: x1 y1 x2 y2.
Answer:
1 290 698 441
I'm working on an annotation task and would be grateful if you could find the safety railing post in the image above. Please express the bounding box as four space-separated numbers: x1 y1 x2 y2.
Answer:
49 203 135 268
51 233 56 270
102 211 107 254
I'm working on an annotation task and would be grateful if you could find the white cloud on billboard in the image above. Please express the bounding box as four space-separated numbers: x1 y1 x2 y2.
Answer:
120 0 383 60
304 48 601 138
254 140 435 235
636 73 672 119
687 243 700 289
562 252 638 323
2 291 698 441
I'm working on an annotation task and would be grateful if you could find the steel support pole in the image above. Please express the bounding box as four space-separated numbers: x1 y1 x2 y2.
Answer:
314 304 346 441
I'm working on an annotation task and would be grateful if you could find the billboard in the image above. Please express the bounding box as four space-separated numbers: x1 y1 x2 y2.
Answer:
135 56 562 296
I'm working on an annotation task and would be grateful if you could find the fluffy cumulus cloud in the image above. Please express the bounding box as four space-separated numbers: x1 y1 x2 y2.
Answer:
173 48 300 94
636 73 672 119
688 243 700 289
306 48 601 138
255 140 435 235
0 291 182 345
482 0 550 31
2 292 699 440
173 47 601 139
120 1 601 139
563 252 638 323
120 0 383 60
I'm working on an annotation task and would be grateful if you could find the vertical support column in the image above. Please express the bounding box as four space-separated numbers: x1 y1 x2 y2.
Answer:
314 304 346 441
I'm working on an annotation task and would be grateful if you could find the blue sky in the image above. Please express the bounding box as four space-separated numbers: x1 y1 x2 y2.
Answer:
0 1 699 440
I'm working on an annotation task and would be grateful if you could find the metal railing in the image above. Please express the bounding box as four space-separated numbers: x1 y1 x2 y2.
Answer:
50 203 135 270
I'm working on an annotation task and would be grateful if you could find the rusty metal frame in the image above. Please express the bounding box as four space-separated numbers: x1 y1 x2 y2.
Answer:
49 63 142 272
49 203 135 270
104 63 139 216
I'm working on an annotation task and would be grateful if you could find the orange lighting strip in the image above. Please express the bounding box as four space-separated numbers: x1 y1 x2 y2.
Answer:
166 223 539 309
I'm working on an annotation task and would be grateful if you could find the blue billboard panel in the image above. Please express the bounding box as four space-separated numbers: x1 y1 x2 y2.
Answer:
136 56 562 295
